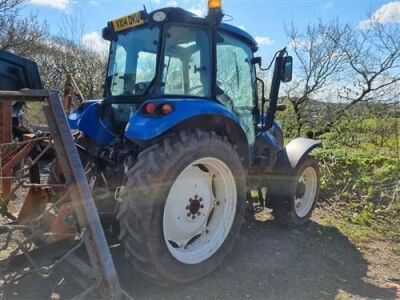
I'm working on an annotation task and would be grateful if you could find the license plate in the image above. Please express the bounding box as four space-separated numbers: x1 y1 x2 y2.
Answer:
112 11 145 32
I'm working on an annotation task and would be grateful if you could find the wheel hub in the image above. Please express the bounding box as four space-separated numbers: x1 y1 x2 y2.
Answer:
296 182 306 198
187 196 204 217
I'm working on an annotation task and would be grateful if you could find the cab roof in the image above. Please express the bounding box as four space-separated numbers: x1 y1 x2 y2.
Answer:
150 7 258 51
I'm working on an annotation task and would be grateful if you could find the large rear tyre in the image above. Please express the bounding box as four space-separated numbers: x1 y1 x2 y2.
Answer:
117 130 246 288
268 156 320 227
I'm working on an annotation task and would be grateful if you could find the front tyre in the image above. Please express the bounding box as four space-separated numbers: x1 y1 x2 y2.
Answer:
117 130 246 288
269 156 320 227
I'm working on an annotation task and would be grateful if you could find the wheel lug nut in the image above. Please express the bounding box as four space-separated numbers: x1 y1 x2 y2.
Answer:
197 212 201 216
187 213 191 217
200 205 204 208
192 215 196 219
199 198 203 202
216 201 220 206
186 206 189 210
195 195 198 199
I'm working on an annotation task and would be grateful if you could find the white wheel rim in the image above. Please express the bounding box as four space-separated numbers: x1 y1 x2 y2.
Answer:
163 157 237 264
294 166 318 218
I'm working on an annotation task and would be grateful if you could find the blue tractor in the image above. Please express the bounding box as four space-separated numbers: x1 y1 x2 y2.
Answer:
59 1 321 288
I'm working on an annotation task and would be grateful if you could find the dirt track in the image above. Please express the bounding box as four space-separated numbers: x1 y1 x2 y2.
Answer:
2 215 399 300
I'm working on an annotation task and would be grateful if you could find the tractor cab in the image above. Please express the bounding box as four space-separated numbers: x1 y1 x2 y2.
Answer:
71 1 296 167
101 6 264 146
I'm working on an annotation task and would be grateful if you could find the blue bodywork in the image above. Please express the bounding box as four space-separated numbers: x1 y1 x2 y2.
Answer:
68 100 117 146
219 23 257 50
257 114 284 150
68 98 284 159
258 130 281 150
124 99 242 142
68 98 243 145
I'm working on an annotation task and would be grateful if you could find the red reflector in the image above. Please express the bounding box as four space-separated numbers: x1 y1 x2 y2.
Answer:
144 103 156 114
161 104 173 115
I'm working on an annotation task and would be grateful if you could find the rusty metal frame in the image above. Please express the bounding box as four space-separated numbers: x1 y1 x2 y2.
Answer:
63 74 86 112
0 100 12 197
0 90 126 299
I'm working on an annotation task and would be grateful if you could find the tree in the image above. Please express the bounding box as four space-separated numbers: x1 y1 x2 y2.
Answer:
283 18 400 139
0 0 47 56
284 20 349 136
28 37 107 99
0 0 21 14
319 21 400 136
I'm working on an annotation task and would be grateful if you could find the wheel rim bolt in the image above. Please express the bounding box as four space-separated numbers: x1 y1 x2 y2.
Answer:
187 213 191 217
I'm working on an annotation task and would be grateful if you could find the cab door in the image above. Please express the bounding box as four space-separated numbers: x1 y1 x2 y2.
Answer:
216 32 257 146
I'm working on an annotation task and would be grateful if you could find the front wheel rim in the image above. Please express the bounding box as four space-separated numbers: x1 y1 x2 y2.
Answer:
163 157 237 265
294 166 318 218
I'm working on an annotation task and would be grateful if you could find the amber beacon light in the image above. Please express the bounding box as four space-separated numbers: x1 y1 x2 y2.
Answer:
208 0 222 9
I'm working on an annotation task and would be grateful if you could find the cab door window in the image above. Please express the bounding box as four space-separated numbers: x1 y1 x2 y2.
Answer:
216 33 256 145
162 25 211 97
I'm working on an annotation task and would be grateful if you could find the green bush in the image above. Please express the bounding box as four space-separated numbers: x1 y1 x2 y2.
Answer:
315 146 399 226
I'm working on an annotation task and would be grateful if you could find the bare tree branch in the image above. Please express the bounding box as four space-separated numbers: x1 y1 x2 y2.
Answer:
284 19 349 136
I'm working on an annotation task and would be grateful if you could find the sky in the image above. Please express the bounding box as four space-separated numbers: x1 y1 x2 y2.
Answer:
20 0 400 60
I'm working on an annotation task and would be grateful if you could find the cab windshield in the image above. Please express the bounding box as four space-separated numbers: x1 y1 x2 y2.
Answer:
107 26 159 96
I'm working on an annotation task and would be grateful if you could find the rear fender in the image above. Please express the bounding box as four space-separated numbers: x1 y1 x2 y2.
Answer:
284 137 322 170
125 99 242 141
68 101 117 146
269 138 321 198
125 99 251 167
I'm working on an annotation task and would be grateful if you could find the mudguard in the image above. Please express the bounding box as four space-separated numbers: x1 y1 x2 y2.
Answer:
68 101 117 146
124 98 243 142
267 138 321 200
284 137 321 170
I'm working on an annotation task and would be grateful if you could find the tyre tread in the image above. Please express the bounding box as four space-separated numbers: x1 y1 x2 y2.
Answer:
117 129 245 288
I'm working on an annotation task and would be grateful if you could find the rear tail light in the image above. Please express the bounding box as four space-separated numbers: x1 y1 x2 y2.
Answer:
160 104 173 115
142 102 174 116
144 103 156 114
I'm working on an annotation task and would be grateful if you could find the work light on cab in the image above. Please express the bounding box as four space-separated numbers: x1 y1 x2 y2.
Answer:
153 11 167 22
208 0 222 9
207 0 223 25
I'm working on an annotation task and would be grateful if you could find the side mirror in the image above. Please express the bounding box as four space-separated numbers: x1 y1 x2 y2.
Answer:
251 57 262 66
281 56 293 83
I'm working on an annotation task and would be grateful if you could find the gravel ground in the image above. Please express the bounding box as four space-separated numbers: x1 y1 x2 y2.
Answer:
1 212 399 300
